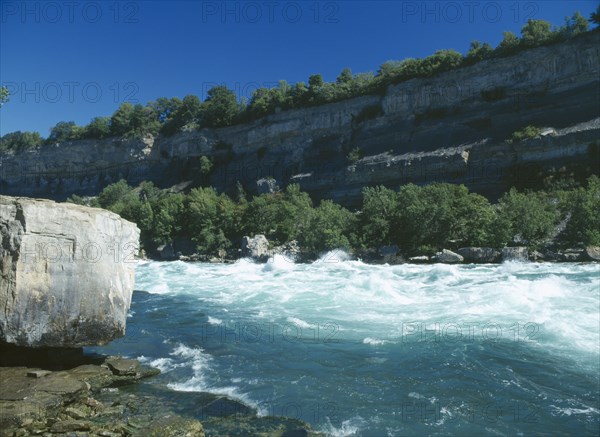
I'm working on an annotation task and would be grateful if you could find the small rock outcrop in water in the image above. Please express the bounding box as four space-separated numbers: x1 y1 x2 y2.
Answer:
241 234 269 260
585 246 600 261
432 249 464 264
0 196 140 347
501 246 529 262
457 247 501 263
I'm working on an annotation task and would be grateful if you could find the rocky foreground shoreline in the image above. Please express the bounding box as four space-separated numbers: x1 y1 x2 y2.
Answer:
0 348 322 437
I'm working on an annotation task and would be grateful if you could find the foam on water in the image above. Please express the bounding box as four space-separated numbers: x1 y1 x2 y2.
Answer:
127 259 599 436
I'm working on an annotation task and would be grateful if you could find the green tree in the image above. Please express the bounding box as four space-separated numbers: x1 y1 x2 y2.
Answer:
47 121 83 144
559 175 600 246
508 125 541 143
198 156 213 175
0 131 43 152
109 102 159 138
496 188 559 247
307 74 325 103
301 200 357 253
202 86 239 128
185 187 240 253
591 4 600 25
152 193 186 244
336 67 353 84
0 86 9 107
359 186 400 248
521 19 553 46
465 41 494 64
95 180 133 209
347 147 362 163
150 97 182 123
562 11 589 36
83 116 111 139
421 50 464 75
243 184 312 245
496 31 520 54
129 104 160 137
160 95 201 136
248 87 275 118
110 102 135 136
395 184 495 253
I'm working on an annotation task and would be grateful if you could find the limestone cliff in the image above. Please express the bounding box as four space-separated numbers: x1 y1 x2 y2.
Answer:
0 31 598 205
0 196 140 347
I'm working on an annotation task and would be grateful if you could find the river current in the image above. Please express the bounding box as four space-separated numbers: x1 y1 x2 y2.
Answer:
89 254 600 436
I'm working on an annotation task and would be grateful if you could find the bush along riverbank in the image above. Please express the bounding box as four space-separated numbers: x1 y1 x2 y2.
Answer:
67 176 600 264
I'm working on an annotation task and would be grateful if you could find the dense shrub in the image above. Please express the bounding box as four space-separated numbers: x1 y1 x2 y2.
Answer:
495 188 560 247
185 187 241 253
0 131 44 152
242 184 312 245
508 125 541 143
300 200 357 253
558 175 600 246
85 176 597 258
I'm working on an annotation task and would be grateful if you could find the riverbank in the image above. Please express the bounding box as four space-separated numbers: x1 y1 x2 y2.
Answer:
151 234 600 266
0 347 323 437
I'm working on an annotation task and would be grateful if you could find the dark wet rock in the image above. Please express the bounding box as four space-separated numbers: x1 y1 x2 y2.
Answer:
49 419 91 432
529 250 545 261
157 243 176 260
558 248 585 262
202 415 323 437
501 247 529 262
379 245 404 264
457 247 501 263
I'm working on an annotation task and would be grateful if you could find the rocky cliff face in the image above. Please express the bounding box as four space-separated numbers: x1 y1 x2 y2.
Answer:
1 31 598 204
0 196 140 347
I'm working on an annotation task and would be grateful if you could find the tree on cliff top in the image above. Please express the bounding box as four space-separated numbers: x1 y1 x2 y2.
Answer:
47 121 83 144
0 131 43 152
83 117 111 139
590 4 600 25
201 86 240 128
520 19 554 46
0 86 9 107
110 102 160 138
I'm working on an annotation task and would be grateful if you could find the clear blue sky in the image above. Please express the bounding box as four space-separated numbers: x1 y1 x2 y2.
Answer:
1 0 597 136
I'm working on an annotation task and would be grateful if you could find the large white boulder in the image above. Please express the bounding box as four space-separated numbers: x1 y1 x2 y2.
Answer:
0 196 139 347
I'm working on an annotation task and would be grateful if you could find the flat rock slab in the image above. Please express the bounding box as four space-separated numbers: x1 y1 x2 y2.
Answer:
27 369 52 378
141 415 205 437
33 372 88 395
105 357 141 376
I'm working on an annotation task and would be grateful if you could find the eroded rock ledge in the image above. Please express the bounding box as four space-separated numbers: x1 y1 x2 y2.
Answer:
0 196 140 348
0 353 322 437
